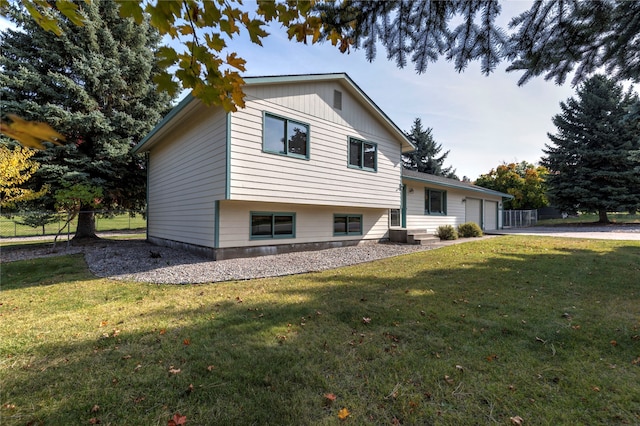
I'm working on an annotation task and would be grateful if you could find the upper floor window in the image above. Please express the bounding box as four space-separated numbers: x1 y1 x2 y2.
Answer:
263 113 309 159
425 189 446 215
348 137 377 171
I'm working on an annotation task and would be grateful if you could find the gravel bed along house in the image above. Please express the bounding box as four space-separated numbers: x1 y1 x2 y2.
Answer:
4 224 638 284
2 239 477 284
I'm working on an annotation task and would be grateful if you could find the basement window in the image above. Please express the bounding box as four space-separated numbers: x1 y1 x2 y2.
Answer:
334 214 362 236
250 212 296 239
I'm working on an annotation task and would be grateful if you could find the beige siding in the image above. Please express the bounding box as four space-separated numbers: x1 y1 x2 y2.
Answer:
227 82 403 209
147 104 227 248
404 182 466 232
217 200 388 248
403 178 505 232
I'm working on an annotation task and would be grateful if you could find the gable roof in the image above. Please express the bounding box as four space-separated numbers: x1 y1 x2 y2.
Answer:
133 73 415 154
402 168 514 199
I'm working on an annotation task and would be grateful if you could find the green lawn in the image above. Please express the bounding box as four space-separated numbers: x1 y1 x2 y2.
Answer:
0 213 146 238
1 236 639 425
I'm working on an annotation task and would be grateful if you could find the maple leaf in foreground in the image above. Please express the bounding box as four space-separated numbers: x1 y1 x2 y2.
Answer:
0 114 65 150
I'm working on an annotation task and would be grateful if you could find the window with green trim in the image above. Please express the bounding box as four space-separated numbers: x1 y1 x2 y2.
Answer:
263 113 309 158
348 137 376 171
425 189 446 215
250 212 295 239
334 214 362 236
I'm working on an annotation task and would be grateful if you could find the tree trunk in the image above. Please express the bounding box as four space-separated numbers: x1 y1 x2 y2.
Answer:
597 209 610 224
74 207 99 239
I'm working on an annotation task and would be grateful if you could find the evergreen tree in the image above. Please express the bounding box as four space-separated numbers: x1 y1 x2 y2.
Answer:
402 118 457 179
0 1 173 238
541 75 640 223
316 0 640 87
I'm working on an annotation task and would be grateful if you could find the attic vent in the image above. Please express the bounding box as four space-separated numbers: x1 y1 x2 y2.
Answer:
333 90 342 110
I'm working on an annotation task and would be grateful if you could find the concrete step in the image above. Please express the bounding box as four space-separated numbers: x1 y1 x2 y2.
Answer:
407 233 439 245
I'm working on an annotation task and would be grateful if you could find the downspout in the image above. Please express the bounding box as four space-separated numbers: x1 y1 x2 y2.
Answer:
401 184 407 228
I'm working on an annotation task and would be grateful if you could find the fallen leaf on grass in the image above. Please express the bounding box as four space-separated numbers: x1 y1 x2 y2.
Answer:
610 340 617 347
168 413 187 426
183 339 191 346
99 321 108 327
486 354 498 362
510 415 524 425
592 386 600 392
159 329 166 335
338 407 350 420
632 357 640 365
184 384 194 396
168 367 181 375
91 405 100 413
362 317 371 324
207 365 215 371
324 393 337 404
89 418 101 424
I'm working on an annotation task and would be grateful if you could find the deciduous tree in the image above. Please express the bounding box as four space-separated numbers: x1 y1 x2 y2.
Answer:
475 161 548 210
541 75 640 223
0 143 47 208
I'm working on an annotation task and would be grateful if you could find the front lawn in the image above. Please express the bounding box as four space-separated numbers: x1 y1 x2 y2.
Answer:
1 236 639 425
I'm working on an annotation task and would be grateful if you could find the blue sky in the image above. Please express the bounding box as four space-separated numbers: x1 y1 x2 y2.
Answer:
0 2 607 180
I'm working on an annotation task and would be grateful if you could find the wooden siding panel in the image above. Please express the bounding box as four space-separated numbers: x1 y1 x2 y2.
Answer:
217 200 388 248
228 83 403 209
147 105 227 248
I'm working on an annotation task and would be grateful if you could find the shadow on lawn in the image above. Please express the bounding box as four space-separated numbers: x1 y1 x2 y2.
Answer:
0 254 92 289
2 239 640 424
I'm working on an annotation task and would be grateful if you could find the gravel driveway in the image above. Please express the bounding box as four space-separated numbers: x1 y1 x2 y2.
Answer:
2 224 638 284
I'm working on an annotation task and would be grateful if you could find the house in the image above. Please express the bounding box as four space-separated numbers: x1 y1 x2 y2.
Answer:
397 169 513 243
133 73 511 259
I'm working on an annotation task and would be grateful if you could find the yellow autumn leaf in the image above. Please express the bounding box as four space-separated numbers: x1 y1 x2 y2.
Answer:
338 407 350 420
0 114 65 150
225 52 246 72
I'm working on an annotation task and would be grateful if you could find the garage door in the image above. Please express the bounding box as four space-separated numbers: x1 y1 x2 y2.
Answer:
465 198 482 228
484 201 498 230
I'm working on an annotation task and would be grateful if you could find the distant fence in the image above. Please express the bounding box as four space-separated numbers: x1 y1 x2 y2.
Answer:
0 210 146 238
503 210 538 228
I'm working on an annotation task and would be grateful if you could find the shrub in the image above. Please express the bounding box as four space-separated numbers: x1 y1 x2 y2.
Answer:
435 225 458 240
458 222 483 238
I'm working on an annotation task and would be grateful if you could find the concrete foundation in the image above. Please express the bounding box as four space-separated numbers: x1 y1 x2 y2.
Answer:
147 236 387 261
